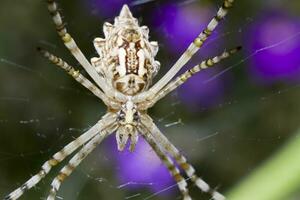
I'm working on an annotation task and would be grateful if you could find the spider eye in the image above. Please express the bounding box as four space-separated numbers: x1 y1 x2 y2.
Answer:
133 111 139 121
118 110 125 121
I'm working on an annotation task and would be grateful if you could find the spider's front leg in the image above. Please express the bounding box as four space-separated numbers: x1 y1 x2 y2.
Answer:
140 114 226 200
46 122 118 200
139 125 192 200
4 113 116 200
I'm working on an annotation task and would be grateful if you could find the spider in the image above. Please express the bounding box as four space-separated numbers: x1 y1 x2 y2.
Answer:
5 0 240 200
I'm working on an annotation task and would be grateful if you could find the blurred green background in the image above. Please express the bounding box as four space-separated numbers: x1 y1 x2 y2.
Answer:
1 0 300 199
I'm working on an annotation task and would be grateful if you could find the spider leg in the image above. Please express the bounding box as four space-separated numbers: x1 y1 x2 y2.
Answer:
4 113 116 200
46 124 117 200
141 115 225 200
141 46 241 109
139 125 191 200
37 48 120 109
46 0 126 102
133 0 235 103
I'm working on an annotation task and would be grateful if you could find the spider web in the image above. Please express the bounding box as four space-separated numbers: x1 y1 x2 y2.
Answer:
1 0 300 199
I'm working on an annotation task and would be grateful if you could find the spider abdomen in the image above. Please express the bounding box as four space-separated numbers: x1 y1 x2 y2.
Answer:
91 5 160 96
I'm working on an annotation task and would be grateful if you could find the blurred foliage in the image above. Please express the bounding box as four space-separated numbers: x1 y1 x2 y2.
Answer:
228 128 300 200
1 0 300 199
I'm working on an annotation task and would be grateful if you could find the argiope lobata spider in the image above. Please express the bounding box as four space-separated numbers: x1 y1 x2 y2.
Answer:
5 0 241 200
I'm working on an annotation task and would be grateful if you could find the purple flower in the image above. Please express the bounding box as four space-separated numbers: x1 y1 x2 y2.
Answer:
152 3 221 54
178 68 228 111
152 3 228 110
246 11 300 84
107 136 175 195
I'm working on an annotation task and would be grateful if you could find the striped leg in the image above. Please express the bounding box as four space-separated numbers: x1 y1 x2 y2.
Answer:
4 113 116 200
37 48 119 109
142 47 241 109
133 0 235 103
46 124 116 200
46 0 126 102
139 126 191 200
141 115 225 200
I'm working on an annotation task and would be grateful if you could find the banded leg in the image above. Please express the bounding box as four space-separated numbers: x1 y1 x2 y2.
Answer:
141 115 225 200
46 123 116 200
139 126 191 200
37 48 120 109
46 0 126 102
133 0 235 103
142 47 241 109
4 113 116 200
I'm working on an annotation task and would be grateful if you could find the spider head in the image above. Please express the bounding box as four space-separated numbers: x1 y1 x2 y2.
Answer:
116 100 140 151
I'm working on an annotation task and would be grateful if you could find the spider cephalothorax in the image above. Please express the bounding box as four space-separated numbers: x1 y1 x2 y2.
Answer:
92 5 160 96
116 99 140 151
6 1 239 200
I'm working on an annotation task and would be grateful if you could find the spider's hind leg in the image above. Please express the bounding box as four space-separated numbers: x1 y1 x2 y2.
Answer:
142 46 242 109
37 47 121 108
133 0 236 103
46 0 120 99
